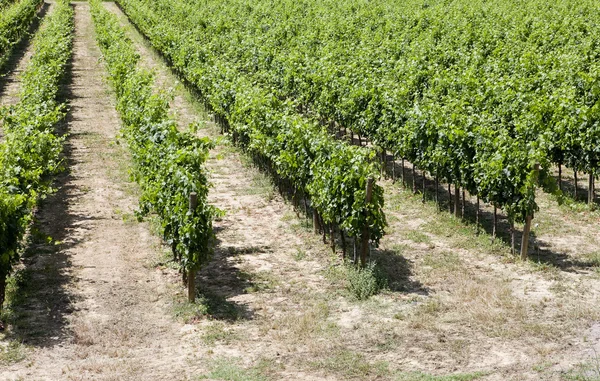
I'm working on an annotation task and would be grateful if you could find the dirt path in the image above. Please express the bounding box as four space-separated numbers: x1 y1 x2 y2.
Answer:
0 2 201 380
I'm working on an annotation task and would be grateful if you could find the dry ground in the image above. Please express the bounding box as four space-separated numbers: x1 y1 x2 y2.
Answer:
1 2 600 381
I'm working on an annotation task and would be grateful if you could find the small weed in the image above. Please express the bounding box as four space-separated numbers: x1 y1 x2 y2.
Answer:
406 230 432 244
293 249 307 261
201 322 238 345
563 362 600 380
309 349 389 379
199 357 270 381
240 270 279 294
0 341 28 365
395 371 486 381
584 252 600 267
346 262 387 300
423 252 462 271
173 300 209 323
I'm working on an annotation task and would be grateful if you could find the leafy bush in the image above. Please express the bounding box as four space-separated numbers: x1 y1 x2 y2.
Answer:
346 262 387 300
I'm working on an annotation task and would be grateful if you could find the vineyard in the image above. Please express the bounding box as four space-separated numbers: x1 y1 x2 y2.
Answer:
0 0 600 380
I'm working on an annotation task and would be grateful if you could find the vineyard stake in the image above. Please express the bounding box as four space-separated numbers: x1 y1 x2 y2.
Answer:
381 150 386 178
313 209 321 234
574 169 578 200
422 171 426 203
188 192 198 303
453 184 460 218
558 163 562 192
340 229 347 260
588 173 594 205
476 196 480 235
492 205 497 240
447 184 452 213
521 164 540 260
461 188 465 218
401 158 405 188
330 224 336 253
434 176 438 205
360 178 374 268
412 164 417 194
510 220 515 255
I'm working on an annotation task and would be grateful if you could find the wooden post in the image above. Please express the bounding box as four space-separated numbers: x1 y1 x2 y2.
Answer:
461 188 466 218
510 220 515 255
330 224 336 253
313 209 321 234
412 164 417 194
492 205 497 240
188 192 198 303
401 158 405 187
340 229 347 260
360 178 374 268
520 163 540 261
392 155 396 183
558 163 562 192
454 184 460 218
574 169 578 200
475 196 480 235
434 176 439 206
422 171 426 203
448 184 452 213
589 172 595 204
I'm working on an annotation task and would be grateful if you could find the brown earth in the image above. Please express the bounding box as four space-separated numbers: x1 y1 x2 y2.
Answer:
1 1 600 381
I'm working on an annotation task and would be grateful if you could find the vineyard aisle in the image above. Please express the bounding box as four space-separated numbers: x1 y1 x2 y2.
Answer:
0 2 200 379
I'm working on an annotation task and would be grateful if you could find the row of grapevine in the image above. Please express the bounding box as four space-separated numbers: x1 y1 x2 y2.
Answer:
89 0 218 301
0 0 41 68
123 0 600 223
116 0 388 261
0 0 17 10
0 0 73 316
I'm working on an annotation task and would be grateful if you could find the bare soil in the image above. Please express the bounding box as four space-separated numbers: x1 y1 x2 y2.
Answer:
1 2 600 381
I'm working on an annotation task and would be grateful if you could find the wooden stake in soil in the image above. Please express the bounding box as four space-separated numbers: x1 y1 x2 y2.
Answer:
492 205 497 240
330 224 336 253
340 229 347 260
412 164 417 194
313 209 321 234
360 178 374 268
392 155 396 183
574 169 578 200
422 171 426 203
434 176 439 206
476 196 480 235
521 164 540 260
461 188 466 218
401 158 405 187
589 172 595 204
510 220 515 255
558 163 562 192
454 184 460 218
448 184 452 213
188 192 198 303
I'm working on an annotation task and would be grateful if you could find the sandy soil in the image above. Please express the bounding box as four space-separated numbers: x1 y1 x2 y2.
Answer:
1 1 600 381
